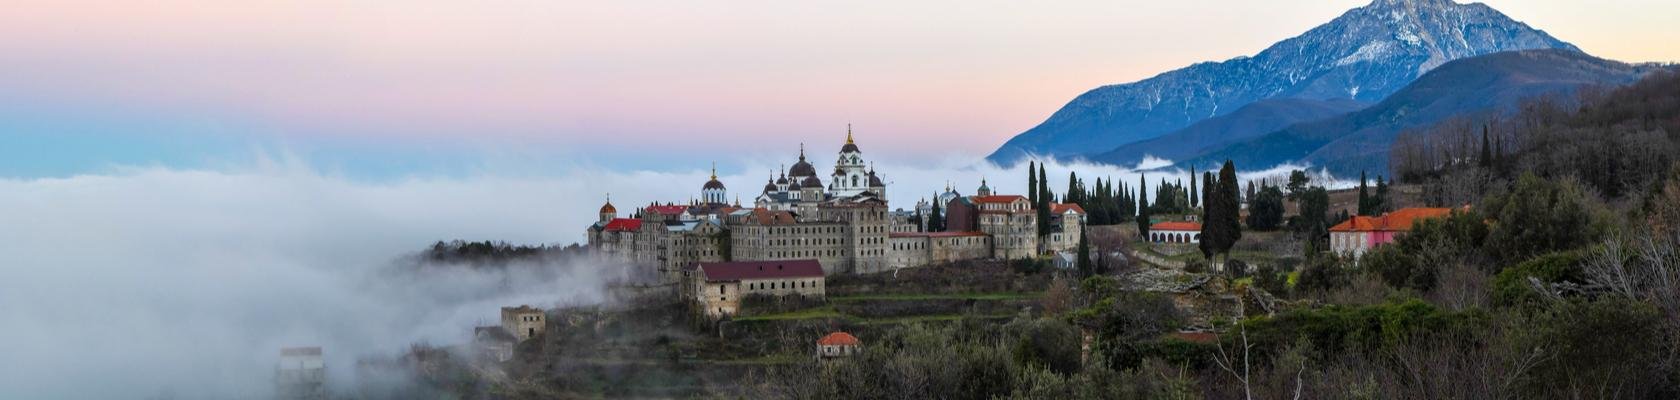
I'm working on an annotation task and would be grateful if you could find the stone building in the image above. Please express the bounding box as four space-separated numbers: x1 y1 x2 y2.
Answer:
276 346 325 400
501 305 545 341
945 180 1039 260
1042 203 1087 253
887 231 991 270
816 331 862 360
473 326 517 362
686 259 826 318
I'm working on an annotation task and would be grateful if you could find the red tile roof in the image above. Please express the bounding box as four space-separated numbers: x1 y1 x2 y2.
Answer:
1329 208 1454 232
697 259 824 282
817 331 860 346
603 218 642 232
1050 203 1085 214
645 205 689 215
972 195 1028 204
889 231 988 238
1151 221 1201 231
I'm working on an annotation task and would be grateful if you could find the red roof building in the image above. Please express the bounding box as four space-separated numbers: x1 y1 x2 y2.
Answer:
1148 221 1202 244
1330 207 1456 258
602 218 643 232
817 331 861 359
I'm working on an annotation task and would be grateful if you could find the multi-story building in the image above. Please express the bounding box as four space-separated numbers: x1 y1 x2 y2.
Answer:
590 131 1066 286
1043 203 1087 253
686 259 826 318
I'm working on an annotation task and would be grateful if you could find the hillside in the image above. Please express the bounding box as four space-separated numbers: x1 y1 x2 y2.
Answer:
1092 98 1368 169
1181 49 1649 176
986 0 1577 165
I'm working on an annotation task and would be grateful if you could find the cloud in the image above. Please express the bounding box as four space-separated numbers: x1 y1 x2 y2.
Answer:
0 148 1346 398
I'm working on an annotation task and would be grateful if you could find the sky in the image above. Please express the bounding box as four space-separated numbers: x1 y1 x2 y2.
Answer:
1 1 1667 397
3 0 1677 179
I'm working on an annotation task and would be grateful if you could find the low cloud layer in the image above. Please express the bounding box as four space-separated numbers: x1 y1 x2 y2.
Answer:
0 152 1337 398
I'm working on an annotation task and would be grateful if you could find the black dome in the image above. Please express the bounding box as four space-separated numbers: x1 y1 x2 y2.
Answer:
869 174 884 187
802 175 822 187
763 180 777 192
703 179 725 190
789 159 816 177
841 142 861 153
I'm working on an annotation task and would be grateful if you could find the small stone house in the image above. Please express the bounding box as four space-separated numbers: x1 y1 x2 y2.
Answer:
816 331 861 360
473 326 517 362
500 305 545 341
688 259 826 318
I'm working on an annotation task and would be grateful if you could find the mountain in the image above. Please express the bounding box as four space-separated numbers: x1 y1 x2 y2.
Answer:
1090 98 1368 167
985 0 1578 165
1178 49 1651 176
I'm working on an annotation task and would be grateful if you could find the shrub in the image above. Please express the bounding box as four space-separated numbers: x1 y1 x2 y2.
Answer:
1491 251 1585 306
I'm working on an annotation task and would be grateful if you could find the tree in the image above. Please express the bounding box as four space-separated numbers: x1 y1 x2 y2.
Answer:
1481 173 1607 265
1286 170 1310 201
1375 175 1391 214
1357 170 1371 216
1039 165 1052 204
1246 184 1285 230
1479 124 1493 169
1199 160 1243 267
1028 161 1038 207
1293 187 1330 236
1190 166 1200 209
929 200 945 232
1076 226 1092 277
1137 175 1152 241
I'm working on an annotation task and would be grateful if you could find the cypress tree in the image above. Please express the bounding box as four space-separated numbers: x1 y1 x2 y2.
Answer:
1375 175 1390 214
1039 167 1052 204
929 200 944 232
1028 162 1038 207
1190 166 1199 208
1480 125 1493 169
1137 175 1151 240
1357 170 1371 216
1076 226 1092 277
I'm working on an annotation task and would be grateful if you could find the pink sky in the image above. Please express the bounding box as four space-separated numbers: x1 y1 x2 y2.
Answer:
4 0 1677 161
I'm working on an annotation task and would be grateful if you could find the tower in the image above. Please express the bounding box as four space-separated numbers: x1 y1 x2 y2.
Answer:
977 178 992 197
702 163 727 204
830 124 870 197
599 194 617 224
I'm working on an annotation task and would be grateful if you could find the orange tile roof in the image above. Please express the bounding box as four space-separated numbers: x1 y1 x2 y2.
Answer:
1151 221 1201 231
817 331 860 346
1329 208 1453 232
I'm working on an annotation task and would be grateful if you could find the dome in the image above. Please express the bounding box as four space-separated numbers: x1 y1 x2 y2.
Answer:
802 175 822 187
703 179 725 190
868 173 884 187
776 173 789 185
840 124 861 153
788 179 802 190
600 202 617 214
763 179 777 193
789 159 816 177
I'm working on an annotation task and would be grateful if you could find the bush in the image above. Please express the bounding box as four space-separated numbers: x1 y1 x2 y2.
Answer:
1491 251 1585 307
1481 174 1609 266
